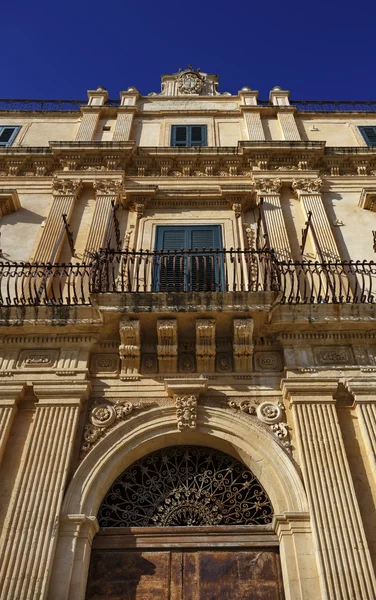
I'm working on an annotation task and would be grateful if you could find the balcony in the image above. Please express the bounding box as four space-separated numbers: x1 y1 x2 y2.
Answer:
0 250 375 308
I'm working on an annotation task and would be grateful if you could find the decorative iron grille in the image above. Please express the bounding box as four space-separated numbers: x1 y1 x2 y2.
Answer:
97 446 273 527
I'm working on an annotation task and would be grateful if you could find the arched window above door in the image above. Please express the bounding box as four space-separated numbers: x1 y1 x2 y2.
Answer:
98 445 273 527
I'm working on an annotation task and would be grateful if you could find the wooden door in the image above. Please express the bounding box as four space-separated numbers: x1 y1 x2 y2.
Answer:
86 528 284 600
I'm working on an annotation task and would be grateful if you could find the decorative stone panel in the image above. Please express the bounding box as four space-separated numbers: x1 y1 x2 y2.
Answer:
90 353 120 375
313 346 354 366
254 352 283 372
17 349 59 369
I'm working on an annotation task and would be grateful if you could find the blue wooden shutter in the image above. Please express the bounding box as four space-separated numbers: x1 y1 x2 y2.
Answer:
171 126 188 147
155 227 187 291
190 126 207 147
155 225 222 291
190 226 221 291
0 126 20 146
360 126 376 146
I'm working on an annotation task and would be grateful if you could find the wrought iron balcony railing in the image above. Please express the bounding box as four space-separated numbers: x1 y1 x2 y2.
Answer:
0 250 375 307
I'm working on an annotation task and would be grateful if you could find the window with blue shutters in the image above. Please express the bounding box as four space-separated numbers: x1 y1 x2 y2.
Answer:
154 225 223 291
359 126 376 147
171 125 207 147
0 126 20 147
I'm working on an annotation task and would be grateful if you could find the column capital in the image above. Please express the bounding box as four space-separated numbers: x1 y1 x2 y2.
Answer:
291 178 322 198
281 377 338 404
93 178 124 197
253 177 281 196
52 178 83 198
33 381 91 407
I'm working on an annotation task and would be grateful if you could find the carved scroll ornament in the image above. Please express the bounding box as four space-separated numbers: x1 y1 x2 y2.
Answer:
229 399 291 453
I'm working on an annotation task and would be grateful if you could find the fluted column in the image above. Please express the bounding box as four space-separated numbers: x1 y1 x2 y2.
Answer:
0 383 25 465
84 179 123 259
346 378 376 481
292 178 339 261
0 382 90 600
75 110 100 141
255 178 292 260
282 378 376 600
33 179 82 263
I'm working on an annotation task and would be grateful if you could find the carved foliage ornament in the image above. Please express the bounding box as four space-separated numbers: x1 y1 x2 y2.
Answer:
177 70 204 95
81 400 148 453
175 395 197 430
254 178 281 195
52 178 82 197
292 178 322 196
98 446 273 527
93 179 123 196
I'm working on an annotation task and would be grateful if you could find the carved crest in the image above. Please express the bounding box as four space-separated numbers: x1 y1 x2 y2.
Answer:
178 70 203 95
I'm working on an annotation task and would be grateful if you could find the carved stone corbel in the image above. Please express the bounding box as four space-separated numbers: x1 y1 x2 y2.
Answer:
157 319 178 374
119 319 140 377
233 318 254 373
196 319 216 373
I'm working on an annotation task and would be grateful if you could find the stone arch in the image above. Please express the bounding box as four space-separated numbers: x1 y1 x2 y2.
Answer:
49 404 320 600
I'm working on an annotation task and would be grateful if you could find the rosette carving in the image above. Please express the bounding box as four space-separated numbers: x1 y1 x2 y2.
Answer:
229 399 291 453
81 400 150 454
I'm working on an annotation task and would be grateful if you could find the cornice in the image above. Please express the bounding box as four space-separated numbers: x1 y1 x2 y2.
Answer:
281 377 339 401
0 334 99 347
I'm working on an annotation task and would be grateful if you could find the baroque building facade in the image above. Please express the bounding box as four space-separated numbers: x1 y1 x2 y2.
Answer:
1 68 376 599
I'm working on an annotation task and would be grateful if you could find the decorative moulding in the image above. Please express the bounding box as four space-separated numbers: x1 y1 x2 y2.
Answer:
164 377 208 398
358 187 376 211
0 189 21 216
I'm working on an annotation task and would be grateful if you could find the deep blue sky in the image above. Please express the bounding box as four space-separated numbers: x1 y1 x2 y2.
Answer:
3 0 376 101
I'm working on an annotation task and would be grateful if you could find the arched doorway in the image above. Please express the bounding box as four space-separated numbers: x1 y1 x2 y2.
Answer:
86 446 284 599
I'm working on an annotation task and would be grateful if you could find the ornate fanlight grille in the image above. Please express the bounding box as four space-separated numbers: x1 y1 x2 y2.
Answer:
98 446 273 527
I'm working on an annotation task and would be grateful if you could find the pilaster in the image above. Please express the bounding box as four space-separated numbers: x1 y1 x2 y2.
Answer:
346 378 376 482
0 382 90 600
84 179 123 258
273 512 321 600
0 383 25 465
282 378 376 600
277 109 301 141
243 110 265 141
255 178 292 260
33 178 82 263
292 178 340 260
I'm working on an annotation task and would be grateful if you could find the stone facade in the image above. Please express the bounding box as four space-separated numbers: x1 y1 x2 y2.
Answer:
1 68 376 599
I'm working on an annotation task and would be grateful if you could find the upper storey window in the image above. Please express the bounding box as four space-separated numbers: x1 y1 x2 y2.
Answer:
359 126 376 147
171 125 207 147
0 126 20 147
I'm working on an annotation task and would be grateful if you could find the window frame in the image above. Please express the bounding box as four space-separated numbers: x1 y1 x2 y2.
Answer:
0 125 21 147
359 126 376 147
170 125 207 148
154 224 224 292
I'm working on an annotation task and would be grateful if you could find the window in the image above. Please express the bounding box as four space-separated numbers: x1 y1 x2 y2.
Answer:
154 225 223 291
171 125 207 147
0 126 20 147
359 126 376 147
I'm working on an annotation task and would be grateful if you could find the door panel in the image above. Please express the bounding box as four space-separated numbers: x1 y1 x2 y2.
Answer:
86 548 284 600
